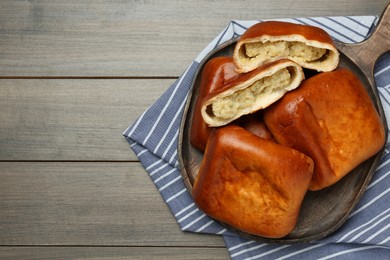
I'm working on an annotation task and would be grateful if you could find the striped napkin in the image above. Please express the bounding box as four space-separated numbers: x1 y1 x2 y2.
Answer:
124 16 390 259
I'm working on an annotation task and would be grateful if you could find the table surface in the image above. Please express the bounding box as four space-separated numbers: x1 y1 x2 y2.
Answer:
0 1 388 259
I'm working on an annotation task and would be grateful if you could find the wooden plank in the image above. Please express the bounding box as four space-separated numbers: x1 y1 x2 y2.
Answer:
0 79 173 161
0 0 387 77
0 162 225 247
0 246 229 260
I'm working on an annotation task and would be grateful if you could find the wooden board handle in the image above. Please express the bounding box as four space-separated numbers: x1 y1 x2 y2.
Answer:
336 3 390 82
364 3 390 64
337 4 390 71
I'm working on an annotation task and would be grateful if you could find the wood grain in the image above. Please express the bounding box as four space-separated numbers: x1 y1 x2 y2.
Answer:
0 162 224 247
0 247 229 260
0 0 387 77
1 1 389 259
0 79 172 161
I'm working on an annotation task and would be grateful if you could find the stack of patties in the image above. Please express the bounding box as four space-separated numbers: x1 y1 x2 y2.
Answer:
189 21 385 238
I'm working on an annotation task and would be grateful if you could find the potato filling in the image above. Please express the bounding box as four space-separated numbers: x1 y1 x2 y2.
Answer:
244 41 326 63
210 68 291 119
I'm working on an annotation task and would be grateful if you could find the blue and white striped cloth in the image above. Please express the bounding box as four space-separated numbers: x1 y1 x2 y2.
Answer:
124 16 390 259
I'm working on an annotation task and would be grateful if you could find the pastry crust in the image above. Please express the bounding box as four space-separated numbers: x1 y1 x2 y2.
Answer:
190 57 240 152
264 68 385 190
238 112 275 141
201 59 304 127
233 21 339 73
192 125 313 238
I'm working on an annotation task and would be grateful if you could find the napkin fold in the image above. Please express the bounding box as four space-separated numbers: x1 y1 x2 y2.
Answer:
124 16 390 259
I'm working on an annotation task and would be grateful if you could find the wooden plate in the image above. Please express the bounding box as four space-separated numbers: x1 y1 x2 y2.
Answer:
178 5 389 244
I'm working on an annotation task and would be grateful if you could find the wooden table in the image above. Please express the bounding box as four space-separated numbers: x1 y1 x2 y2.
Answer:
0 1 388 259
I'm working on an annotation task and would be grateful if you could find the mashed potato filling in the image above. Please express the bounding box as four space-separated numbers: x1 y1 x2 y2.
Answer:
244 41 326 63
210 68 291 120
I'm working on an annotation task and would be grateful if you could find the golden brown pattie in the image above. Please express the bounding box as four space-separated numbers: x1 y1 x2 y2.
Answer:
201 59 304 127
190 56 240 152
264 68 385 190
192 125 313 238
233 21 339 73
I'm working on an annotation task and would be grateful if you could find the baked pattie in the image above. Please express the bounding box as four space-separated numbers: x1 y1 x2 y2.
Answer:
233 21 339 73
238 112 275 141
190 57 240 152
264 68 386 191
201 59 304 127
192 125 313 238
